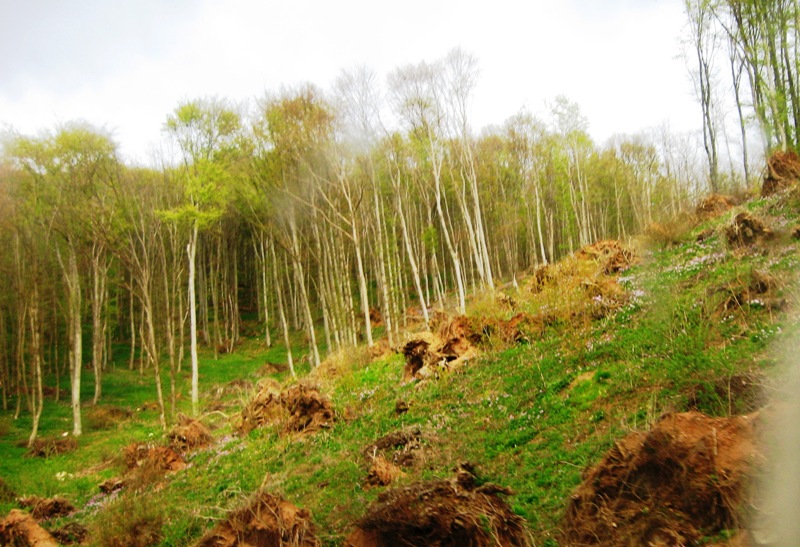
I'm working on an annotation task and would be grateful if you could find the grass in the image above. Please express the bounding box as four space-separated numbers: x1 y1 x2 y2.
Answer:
0 194 798 545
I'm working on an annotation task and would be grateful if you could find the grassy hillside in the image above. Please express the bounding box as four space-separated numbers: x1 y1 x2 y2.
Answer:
1 187 798 545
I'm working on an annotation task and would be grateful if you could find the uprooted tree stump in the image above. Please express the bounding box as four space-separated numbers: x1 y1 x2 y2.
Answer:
168 413 213 453
346 463 531 546
197 490 320 547
575 239 637 274
238 383 335 435
563 411 761 546
399 316 478 381
763 150 800 196
17 496 75 520
725 212 773 248
695 194 737 220
0 509 58 547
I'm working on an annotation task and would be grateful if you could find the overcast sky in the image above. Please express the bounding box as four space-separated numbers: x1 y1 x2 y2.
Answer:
0 0 699 164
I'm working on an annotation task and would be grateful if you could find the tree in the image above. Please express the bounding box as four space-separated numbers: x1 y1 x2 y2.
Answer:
164 97 239 415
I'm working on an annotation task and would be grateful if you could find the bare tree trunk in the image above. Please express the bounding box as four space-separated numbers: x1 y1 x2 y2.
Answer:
91 242 107 404
289 215 320 367
188 221 200 416
27 287 44 446
270 239 295 377
56 243 83 436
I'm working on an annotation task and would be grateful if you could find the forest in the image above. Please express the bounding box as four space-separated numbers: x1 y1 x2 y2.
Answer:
0 0 800 547
0 1 799 544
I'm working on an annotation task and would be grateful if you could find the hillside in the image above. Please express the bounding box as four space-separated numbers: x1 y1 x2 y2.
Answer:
1 177 799 545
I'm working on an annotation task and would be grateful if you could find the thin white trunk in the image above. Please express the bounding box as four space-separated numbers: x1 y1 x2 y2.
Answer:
188 221 199 416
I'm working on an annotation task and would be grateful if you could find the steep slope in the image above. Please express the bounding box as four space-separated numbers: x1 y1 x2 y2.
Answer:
1 178 799 545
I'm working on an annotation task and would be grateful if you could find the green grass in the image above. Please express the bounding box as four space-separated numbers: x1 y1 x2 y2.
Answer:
1 195 798 545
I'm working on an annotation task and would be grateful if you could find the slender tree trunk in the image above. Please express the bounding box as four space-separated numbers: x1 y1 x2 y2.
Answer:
270 239 295 377
188 220 200 416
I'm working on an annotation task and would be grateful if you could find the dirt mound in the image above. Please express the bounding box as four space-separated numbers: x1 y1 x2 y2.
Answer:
0 509 58 547
725 212 773 248
124 443 186 473
17 496 75 520
763 150 800 196
238 383 335 435
197 490 320 547
346 463 530 546
575 240 636 274
49 522 88 545
168 413 213 453
25 437 78 458
400 316 478 381
563 411 761 545
696 194 737 220
283 384 336 433
365 455 404 487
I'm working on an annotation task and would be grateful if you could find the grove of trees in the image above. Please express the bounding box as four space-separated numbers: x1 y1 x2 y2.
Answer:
0 34 781 443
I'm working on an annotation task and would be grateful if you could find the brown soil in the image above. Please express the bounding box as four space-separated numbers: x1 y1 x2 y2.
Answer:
124 443 186 478
792 225 800 240
48 522 89 545
563 411 761 546
197 490 320 547
763 150 800 196
369 307 383 327
365 455 404 487
400 316 478 382
0 509 58 547
696 194 737 220
167 413 213 453
345 463 531 547
25 437 78 458
98 477 125 494
238 383 335 435
17 496 75 520
575 239 637 274
725 212 773 248
283 385 336 433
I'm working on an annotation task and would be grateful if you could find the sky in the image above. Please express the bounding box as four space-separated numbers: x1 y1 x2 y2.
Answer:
0 0 700 165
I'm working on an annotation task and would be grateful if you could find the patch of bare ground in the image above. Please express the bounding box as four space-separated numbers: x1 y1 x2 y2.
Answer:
345 463 531 547
197 490 320 547
17 496 75 520
0 509 58 547
48 522 88 545
563 411 761 546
